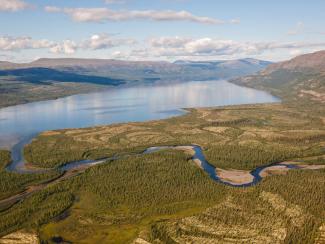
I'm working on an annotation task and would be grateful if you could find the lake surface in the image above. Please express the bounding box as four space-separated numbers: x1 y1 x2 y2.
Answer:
0 80 280 149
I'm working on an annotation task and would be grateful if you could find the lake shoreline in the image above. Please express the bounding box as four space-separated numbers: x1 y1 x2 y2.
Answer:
0 78 247 110
0 80 280 150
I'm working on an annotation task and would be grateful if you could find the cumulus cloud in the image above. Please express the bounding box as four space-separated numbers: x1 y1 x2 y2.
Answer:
0 34 136 54
80 33 136 50
127 36 325 59
149 36 191 48
0 0 31 12
50 40 77 54
0 36 53 51
2 35 325 60
50 34 136 54
45 7 225 24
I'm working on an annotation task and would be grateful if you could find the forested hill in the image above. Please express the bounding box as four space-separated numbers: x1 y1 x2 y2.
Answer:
231 50 325 105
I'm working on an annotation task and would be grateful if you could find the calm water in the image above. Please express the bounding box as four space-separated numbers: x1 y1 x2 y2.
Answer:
0 80 279 149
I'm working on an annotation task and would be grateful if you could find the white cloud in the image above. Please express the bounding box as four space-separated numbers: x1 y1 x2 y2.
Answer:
184 38 240 55
50 40 77 54
45 7 225 24
0 36 53 51
149 36 191 48
0 34 135 55
289 49 303 56
50 34 136 54
0 0 31 12
2 35 325 60
80 33 136 50
127 36 325 59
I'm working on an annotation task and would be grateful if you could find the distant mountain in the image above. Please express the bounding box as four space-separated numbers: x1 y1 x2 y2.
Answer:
232 50 325 104
0 57 271 108
174 58 271 68
174 58 272 78
0 57 271 82
0 67 123 85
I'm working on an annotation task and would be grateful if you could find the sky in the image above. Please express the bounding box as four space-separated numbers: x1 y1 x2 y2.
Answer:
0 0 325 63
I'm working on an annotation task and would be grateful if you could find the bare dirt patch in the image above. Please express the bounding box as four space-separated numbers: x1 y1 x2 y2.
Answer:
41 131 61 136
300 90 325 103
315 224 325 244
203 126 229 134
259 165 291 178
216 168 254 185
0 230 39 244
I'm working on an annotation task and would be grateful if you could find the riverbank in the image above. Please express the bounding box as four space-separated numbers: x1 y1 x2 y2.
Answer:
0 101 324 243
21 102 324 170
2 144 324 212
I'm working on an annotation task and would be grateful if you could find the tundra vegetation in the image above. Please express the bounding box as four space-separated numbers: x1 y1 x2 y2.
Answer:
0 52 325 243
0 98 324 243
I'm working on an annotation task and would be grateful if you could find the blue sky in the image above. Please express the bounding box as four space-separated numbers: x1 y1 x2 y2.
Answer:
0 0 325 62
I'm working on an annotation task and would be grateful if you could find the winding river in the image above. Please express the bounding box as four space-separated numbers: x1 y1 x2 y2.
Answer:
2 143 323 208
5 144 315 186
1 80 324 206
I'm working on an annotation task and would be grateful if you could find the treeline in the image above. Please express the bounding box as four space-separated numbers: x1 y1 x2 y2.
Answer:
0 150 11 169
275 133 325 144
0 149 62 201
72 150 227 211
0 150 230 242
0 186 73 236
0 148 324 243
0 170 61 200
23 135 89 168
202 118 256 127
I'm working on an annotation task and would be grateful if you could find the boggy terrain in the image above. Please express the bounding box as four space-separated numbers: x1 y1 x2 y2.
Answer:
0 101 324 243
24 103 325 172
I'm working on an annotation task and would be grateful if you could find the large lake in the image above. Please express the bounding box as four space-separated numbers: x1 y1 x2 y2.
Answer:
0 80 279 149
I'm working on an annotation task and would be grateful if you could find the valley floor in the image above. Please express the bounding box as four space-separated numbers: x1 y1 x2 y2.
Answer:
0 100 324 243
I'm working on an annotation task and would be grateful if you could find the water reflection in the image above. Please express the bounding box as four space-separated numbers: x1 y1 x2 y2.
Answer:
0 80 279 148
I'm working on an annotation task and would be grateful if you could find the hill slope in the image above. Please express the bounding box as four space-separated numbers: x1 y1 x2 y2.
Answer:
232 50 325 104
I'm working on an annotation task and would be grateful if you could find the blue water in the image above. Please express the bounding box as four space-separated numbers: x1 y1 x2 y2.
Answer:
0 80 279 149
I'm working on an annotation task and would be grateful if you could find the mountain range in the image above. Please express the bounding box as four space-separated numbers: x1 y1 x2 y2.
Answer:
2 51 325 108
0 57 271 108
0 58 271 82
